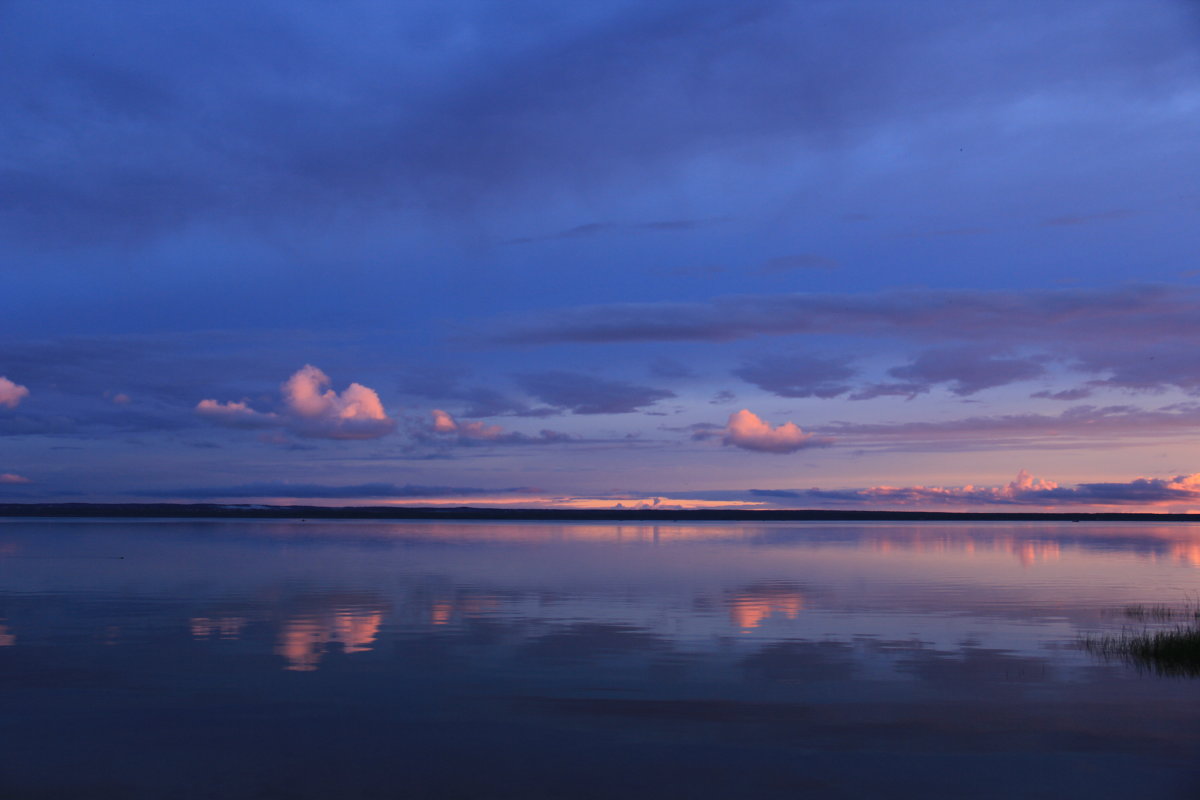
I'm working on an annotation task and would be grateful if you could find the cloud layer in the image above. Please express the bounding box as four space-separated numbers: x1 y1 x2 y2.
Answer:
495 286 1200 401
7 1 1193 246
496 286 1197 346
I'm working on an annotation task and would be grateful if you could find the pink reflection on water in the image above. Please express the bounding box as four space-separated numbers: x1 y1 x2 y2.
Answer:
728 586 805 630
429 594 501 626
0 623 13 646
276 609 384 671
866 531 1061 566
1169 541 1200 567
190 616 247 640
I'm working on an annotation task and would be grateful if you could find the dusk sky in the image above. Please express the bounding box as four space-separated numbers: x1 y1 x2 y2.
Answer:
4 0 1200 509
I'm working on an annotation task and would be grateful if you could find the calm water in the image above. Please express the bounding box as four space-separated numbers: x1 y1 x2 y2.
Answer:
3 519 1200 799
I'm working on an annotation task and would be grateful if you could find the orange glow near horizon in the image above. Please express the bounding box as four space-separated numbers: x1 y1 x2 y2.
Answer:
216 494 769 510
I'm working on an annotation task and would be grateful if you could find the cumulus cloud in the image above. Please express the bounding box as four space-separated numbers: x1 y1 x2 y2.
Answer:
722 409 832 454
516 371 675 414
0 377 29 409
196 365 395 440
733 354 855 399
0 473 31 484
281 365 394 439
752 470 1200 508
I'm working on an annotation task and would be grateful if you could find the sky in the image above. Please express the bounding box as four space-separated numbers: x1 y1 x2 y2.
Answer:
3 0 1200 510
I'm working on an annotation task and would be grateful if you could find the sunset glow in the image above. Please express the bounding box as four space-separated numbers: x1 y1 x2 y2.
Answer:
1 0 1197 512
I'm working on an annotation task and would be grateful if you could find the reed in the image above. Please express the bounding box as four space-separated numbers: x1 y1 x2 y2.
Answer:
1083 623 1200 677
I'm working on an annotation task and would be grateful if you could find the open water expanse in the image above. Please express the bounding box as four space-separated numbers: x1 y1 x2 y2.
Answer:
3 519 1200 799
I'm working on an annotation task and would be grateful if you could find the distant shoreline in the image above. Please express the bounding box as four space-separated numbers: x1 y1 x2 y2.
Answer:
0 503 1197 522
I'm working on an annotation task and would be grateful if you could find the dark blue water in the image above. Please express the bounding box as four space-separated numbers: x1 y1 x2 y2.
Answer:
2 519 1200 798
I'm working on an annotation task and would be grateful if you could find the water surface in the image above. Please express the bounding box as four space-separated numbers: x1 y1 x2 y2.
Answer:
2 519 1199 798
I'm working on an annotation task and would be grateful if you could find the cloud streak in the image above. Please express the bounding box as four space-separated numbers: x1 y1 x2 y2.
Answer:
495 285 1199 346
428 409 573 446
819 403 1200 449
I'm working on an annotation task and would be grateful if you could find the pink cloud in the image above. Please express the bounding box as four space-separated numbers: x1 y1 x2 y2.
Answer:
432 409 458 433
722 409 831 453
196 365 395 440
430 409 505 440
196 398 279 427
852 470 1062 505
0 377 29 409
281 365 394 439
0 473 30 484
757 470 1200 508
427 409 575 446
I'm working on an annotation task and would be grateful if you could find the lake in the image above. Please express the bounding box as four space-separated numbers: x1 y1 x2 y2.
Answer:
2 519 1199 798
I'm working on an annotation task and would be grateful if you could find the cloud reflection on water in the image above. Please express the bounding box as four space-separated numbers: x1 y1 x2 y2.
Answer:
4 521 1200 796
275 609 384 671
727 584 806 630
